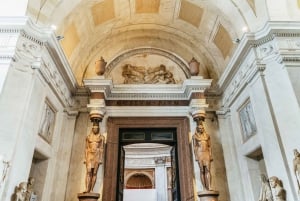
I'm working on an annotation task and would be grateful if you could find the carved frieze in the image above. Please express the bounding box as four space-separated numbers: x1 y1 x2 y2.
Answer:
10 32 43 71
0 19 76 108
122 64 176 84
0 31 19 62
219 23 300 107
103 48 189 84
106 100 189 106
222 52 256 107
40 56 73 107
105 47 190 78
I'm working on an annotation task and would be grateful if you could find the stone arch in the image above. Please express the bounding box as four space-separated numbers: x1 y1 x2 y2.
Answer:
125 172 154 189
104 47 191 79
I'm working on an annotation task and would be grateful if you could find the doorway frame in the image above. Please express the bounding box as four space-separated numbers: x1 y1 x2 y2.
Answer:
102 117 194 201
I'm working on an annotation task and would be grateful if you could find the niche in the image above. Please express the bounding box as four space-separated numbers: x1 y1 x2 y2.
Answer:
126 173 154 189
245 147 267 199
28 150 49 200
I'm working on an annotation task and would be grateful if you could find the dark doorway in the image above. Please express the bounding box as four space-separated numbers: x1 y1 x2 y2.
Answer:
102 117 194 201
117 128 180 201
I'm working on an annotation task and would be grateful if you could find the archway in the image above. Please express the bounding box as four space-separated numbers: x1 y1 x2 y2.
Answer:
103 117 193 201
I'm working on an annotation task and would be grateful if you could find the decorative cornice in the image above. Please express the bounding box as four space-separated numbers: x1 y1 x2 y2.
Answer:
0 17 78 94
250 34 275 48
84 76 212 101
106 100 189 106
0 17 79 108
217 21 300 107
274 33 300 37
0 55 13 60
218 21 300 92
20 30 44 46
282 56 300 63
0 29 20 33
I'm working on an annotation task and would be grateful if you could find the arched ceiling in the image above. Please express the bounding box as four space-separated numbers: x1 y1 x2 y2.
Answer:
26 0 268 86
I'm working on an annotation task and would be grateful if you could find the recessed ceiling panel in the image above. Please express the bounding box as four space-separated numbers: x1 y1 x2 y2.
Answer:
61 23 80 59
92 0 115 26
135 0 160 13
179 1 203 27
213 24 233 59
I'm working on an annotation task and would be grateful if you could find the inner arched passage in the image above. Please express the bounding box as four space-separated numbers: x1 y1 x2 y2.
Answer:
104 117 192 201
125 173 153 189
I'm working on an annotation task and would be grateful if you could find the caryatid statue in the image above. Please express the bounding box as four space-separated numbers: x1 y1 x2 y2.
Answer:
193 120 213 191
293 149 300 195
84 119 105 193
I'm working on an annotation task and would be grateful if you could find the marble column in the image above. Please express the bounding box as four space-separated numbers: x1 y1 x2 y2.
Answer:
155 157 167 201
251 61 300 200
52 110 78 201
216 109 246 201
0 33 43 200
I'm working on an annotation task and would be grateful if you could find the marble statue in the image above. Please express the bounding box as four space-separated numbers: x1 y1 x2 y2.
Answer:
84 122 105 193
269 176 286 201
293 149 300 194
258 174 273 201
193 123 213 191
14 182 27 201
25 177 37 201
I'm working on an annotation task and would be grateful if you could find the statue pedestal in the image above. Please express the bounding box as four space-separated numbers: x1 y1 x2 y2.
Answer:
197 190 219 201
77 192 100 201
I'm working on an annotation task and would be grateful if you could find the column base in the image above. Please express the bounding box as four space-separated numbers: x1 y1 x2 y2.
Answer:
77 192 100 201
197 190 219 201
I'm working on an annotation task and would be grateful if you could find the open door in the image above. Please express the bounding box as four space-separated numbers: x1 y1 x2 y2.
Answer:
117 146 125 201
171 146 180 201
103 117 193 201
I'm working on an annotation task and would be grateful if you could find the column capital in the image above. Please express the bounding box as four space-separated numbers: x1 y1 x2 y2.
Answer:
87 97 106 122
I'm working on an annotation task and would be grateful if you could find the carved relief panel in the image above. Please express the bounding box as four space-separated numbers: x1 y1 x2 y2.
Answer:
238 100 257 141
106 52 187 84
38 101 56 143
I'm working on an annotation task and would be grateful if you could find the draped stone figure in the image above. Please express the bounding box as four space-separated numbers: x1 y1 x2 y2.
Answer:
14 182 27 201
258 174 273 201
193 123 213 191
25 177 37 201
293 149 300 195
84 122 105 193
269 176 286 201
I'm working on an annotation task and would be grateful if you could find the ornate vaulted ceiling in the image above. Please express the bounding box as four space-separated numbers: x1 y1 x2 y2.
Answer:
26 0 269 86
